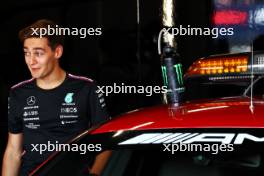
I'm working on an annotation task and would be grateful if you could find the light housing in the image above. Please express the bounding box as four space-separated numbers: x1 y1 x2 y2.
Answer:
185 52 264 80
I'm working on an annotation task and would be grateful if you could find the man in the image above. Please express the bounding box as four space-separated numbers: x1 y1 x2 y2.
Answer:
2 19 110 175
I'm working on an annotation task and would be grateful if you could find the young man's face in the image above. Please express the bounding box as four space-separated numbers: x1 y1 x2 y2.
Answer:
23 37 62 79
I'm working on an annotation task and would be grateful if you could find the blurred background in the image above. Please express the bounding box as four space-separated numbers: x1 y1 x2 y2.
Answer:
2 0 264 169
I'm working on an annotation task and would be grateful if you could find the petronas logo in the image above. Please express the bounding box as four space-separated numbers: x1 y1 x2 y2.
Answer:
64 93 74 103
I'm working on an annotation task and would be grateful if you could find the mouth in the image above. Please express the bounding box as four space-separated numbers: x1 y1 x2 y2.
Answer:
31 68 40 72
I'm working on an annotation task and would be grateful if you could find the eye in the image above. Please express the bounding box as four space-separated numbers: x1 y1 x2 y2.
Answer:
33 51 44 57
24 51 30 57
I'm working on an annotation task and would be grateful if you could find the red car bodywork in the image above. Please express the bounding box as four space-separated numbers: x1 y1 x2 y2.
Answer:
92 96 264 134
30 96 264 175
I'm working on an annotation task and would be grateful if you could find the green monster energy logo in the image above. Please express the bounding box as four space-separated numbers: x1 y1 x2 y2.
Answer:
174 64 184 86
161 64 183 86
161 66 168 86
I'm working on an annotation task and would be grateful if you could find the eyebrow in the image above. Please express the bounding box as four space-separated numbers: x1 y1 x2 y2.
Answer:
23 47 45 51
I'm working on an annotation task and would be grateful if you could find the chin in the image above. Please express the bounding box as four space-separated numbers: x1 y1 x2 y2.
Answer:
31 75 39 79
30 73 41 79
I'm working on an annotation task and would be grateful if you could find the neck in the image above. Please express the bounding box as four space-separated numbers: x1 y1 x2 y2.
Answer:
36 67 66 90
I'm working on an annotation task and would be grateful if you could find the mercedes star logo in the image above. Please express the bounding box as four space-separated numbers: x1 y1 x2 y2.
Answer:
27 96 36 106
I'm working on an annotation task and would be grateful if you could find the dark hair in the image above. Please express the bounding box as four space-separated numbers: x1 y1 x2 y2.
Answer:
18 19 64 50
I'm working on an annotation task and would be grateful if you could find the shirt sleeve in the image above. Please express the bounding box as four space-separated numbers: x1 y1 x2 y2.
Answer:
88 82 110 126
8 90 23 133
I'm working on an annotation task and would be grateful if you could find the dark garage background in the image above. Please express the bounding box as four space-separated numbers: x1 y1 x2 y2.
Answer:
1 0 236 170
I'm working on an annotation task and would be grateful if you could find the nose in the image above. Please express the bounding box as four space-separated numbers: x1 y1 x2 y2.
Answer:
27 55 37 65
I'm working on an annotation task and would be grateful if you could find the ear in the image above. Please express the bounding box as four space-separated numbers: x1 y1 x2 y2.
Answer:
54 45 63 59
